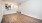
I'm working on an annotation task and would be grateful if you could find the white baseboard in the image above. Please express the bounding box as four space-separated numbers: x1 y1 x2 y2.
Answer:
21 13 42 20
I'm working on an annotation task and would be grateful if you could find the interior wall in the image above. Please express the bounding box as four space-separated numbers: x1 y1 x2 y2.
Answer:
0 1 3 23
2 2 17 15
20 0 42 20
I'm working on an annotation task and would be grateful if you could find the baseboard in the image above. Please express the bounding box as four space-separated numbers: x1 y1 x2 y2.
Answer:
21 13 42 20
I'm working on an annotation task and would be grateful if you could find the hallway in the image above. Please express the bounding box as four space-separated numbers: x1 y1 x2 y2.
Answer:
0 0 42 23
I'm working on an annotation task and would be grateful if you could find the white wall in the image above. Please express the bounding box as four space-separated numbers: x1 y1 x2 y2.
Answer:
20 0 42 20
0 0 3 23
0 3 2 23
2 2 17 15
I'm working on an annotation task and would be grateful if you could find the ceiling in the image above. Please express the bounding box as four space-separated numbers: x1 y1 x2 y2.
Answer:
2 0 28 3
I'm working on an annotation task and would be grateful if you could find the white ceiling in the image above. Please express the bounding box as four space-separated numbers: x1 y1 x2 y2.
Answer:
2 0 28 3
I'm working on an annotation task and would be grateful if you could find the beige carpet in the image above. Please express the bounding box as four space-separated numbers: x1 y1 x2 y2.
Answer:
1 12 42 23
